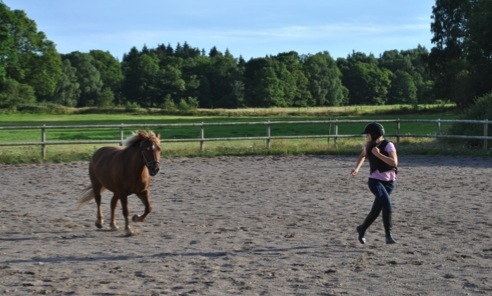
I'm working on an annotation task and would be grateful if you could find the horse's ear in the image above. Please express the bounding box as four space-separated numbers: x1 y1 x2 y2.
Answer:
157 132 161 139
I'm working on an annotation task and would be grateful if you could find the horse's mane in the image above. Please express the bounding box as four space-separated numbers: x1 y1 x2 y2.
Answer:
124 130 160 148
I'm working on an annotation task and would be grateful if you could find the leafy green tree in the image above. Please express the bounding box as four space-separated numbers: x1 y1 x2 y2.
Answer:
215 50 245 108
0 2 61 106
153 43 174 60
22 39 61 100
387 70 417 104
338 52 391 105
466 0 492 102
162 95 177 111
23 36 61 99
121 53 160 107
289 67 312 107
429 0 472 106
379 50 414 73
272 52 300 106
50 59 80 107
89 50 123 105
258 65 286 107
63 51 103 107
98 87 115 108
122 46 140 64
379 50 420 104
304 52 346 106
157 64 186 106
244 58 285 107
175 41 201 59
429 0 492 107
273 52 312 107
0 3 12 81
0 78 36 109
208 46 221 58
401 46 435 103
194 49 244 108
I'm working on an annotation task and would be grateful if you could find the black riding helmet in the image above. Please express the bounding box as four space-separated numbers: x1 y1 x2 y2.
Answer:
363 122 385 140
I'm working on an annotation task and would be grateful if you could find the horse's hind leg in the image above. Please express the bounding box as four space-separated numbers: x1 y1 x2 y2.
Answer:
94 188 104 229
110 194 120 230
120 195 134 236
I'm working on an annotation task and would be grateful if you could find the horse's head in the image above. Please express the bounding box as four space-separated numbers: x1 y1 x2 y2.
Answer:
139 131 161 176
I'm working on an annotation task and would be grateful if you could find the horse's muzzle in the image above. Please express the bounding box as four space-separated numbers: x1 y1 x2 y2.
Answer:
148 166 160 176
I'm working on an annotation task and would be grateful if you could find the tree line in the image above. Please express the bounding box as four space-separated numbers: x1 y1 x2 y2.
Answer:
1 0 491 111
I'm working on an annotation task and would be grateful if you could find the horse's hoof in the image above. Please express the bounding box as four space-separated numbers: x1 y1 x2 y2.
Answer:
95 221 103 229
110 224 119 231
125 228 134 237
132 215 140 222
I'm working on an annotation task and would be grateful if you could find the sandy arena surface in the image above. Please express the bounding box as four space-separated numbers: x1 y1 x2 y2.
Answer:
0 155 491 295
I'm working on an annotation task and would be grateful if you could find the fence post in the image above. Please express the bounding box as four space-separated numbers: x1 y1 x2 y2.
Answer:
41 124 46 160
436 118 441 136
200 122 205 153
396 119 401 146
484 119 489 150
327 122 331 144
119 124 125 146
265 121 271 148
334 120 338 147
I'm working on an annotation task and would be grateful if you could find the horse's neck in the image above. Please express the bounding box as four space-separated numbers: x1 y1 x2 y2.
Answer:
122 146 146 172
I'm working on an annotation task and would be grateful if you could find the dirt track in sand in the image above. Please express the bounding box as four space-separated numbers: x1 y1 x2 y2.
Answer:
0 155 491 295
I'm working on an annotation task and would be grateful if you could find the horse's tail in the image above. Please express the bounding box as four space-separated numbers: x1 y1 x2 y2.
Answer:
78 186 107 209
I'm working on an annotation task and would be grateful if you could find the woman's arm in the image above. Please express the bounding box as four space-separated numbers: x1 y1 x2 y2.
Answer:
351 149 367 176
371 146 398 167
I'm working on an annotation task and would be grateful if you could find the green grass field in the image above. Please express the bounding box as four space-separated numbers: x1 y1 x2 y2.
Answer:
1 105 485 164
0 105 459 141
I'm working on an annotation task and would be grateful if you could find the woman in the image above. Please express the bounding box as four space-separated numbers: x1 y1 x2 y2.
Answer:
350 122 398 244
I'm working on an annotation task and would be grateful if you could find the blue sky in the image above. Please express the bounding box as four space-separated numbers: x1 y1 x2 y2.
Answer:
5 0 435 60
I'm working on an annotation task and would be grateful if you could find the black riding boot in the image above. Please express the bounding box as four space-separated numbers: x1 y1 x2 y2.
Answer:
356 225 366 244
383 211 396 244
356 209 380 244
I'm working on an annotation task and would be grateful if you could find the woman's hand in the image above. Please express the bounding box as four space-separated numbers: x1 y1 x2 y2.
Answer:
371 146 380 155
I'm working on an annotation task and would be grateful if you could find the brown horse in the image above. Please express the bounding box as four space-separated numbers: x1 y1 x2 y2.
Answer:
78 130 161 236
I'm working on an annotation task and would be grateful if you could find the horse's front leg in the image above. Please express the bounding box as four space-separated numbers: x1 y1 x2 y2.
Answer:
119 195 134 236
109 194 119 231
132 190 152 223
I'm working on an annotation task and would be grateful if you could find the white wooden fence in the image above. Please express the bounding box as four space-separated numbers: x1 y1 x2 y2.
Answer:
0 119 490 159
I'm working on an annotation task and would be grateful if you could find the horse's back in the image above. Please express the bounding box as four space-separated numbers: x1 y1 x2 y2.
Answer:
90 146 123 167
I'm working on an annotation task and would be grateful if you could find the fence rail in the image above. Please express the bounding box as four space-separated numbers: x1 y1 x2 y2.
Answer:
0 119 490 159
